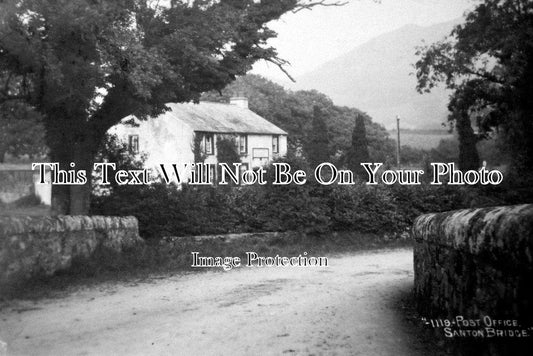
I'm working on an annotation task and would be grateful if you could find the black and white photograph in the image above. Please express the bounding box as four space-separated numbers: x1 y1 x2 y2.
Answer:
1 0 532 355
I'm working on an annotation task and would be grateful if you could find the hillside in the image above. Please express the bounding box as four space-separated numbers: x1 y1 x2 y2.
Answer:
295 20 462 130
202 75 396 163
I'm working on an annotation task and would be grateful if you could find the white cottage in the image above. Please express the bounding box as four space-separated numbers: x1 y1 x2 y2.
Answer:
109 97 288 171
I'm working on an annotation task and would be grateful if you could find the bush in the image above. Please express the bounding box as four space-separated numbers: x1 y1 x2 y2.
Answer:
92 177 476 240
91 145 525 240
92 184 239 239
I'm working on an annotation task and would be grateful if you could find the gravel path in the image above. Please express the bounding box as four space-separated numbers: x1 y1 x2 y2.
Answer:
0 248 431 356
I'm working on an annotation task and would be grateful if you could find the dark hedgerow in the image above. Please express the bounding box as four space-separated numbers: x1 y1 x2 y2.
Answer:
91 177 503 240
90 147 531 240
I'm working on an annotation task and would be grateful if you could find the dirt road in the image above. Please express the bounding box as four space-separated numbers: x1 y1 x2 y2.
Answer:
0 248 431 356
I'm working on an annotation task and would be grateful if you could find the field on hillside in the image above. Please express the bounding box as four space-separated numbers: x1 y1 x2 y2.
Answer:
389 130 454 150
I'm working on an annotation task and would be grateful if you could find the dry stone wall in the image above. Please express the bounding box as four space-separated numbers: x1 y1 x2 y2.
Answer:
412 204 533 325
0 215 142 286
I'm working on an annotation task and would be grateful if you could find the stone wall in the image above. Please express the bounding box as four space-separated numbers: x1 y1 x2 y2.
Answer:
412 204 533 325
0 215 142 286
161 231 296 244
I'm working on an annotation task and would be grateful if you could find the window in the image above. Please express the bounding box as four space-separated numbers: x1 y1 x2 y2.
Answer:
272 135 279 154
204 134 214 155
128 135 139 154
252 148 269 167
238 135 247 154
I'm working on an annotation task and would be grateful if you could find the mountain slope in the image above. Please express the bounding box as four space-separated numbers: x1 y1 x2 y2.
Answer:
295 20 461 130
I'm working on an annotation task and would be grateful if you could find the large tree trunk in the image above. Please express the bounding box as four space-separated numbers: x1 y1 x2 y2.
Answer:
49 150 72 215
51 185 70 215
69 144 94 215
69 180 92 214
46 115 101 216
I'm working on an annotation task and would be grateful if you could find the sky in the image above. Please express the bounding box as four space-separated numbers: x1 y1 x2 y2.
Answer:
251 0 475 82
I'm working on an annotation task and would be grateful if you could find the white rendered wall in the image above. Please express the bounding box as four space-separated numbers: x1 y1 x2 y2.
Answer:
108 113 196 169
109 117 288 171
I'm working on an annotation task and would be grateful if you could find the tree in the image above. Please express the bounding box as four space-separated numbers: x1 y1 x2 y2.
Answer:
306 105 330 168
0 0 342 214
216 136 241 166
203 74 395 163
345 114 370 177
415 0 533 173
92 134 145 193
216 135 241 184
449 89 481 170
0 101 47 162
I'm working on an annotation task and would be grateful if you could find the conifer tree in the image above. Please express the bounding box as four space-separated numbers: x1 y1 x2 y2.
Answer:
307 105 330 168
346 114 370 177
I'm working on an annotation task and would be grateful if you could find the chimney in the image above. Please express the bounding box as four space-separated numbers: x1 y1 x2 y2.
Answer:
229 96 248 109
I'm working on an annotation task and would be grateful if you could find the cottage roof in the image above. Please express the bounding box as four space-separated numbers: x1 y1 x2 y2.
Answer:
161 102 287 135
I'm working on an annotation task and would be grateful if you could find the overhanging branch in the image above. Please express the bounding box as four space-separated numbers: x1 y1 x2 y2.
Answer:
265 57 295 82
293 0 348 13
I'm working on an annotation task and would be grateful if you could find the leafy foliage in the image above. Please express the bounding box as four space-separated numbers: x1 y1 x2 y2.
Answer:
191 133 205 164
202 74 396 164
0 101 47 162
415 0 533 174
215 135 241 184
94 175 512 240
216 135 241 166
306 106 330 168
0 0 338 213
92 134 146 194
91 150 530 240
345 114 370 177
